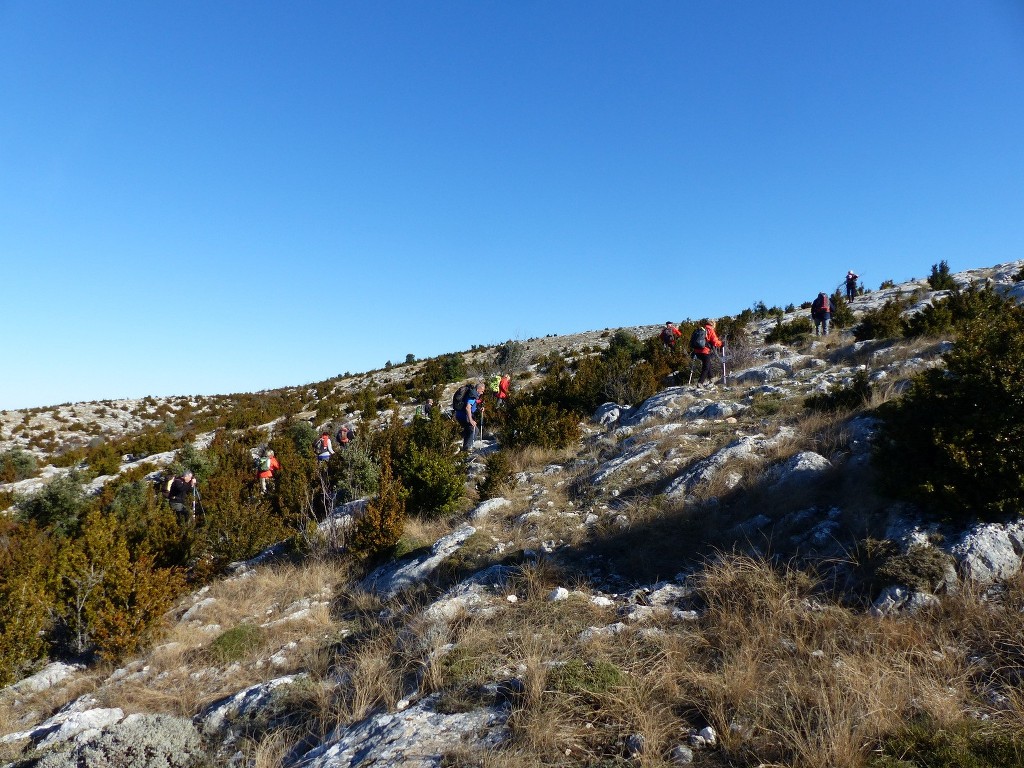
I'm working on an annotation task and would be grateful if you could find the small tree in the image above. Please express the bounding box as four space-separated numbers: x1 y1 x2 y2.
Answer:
348 450 406 560
927 260 956 290
0 521 54 684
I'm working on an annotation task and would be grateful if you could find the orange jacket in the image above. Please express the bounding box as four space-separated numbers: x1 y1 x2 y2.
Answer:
258 456 281 479
695 325 722 355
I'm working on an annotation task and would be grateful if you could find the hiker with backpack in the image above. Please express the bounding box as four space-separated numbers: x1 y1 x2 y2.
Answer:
845 270 859 301
315 430 334 461
167 470 197 523
690 319 723 387
335 423 355 448
257 450 280 494
497 374 511 407
811 292 831 336
453 382 485 452
661 321 682 351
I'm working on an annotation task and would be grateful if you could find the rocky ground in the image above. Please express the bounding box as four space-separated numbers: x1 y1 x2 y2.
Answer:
2 261 1024 767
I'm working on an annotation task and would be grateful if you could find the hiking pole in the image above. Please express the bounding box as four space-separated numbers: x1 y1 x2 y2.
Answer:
687 354 696 386
721 337 728 387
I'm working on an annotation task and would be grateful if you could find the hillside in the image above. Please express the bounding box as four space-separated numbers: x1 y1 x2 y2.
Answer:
2 261 1024 768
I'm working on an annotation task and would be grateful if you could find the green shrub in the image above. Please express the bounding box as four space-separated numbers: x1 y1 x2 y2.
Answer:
55 511 184 660
869 716 1024 767
828 290 856 329
331 444 381 504
477 451 513 500
0 521 55 685
874 305 1024 520
400 443 464 518
927 259 957 290
765 316 813 345
853 298 909 341
211 623 264 663
84 440 122 477
284 419 318 458
18 475 89 538
348 451 406 561
0 449 39 483
549 658 623 697
904 283 1010 339
879 279 896 289
499 402 581 450
804 371 872 413
854 538 953 598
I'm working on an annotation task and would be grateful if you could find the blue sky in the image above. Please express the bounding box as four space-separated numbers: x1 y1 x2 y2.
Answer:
2 1 1023 410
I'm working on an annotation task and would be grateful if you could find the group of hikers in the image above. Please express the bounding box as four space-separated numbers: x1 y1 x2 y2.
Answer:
157 373 513 518
812 270 860 336
451 373 510 452
660 319 724 388
160 271 863 518
661 269 862 382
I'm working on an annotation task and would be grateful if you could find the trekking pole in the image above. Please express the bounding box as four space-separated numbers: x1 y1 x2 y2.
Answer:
721 337 728 387
687 354 696 386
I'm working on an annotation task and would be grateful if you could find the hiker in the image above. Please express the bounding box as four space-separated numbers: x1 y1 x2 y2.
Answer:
453 382 485 452
315 430 334 461
335 423 354 447
497 374 511 406
691 319 723 387
257 450 280 494
660 321 682 351
167 470 197 522
416 399 434 419
811 292 831 336
845 270 859 301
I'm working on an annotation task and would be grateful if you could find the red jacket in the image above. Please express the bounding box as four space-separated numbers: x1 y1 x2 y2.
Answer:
695 325 722 355
258 456 281 479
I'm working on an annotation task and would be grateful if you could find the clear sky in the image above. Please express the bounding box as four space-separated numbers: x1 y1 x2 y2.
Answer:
2 1 1023 410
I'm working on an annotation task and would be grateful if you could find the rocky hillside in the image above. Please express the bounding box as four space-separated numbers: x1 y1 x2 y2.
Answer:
2 261 1024 768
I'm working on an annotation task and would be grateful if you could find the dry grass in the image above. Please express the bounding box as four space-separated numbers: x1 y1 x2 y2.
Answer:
439 553 1024 768
95 559 345 718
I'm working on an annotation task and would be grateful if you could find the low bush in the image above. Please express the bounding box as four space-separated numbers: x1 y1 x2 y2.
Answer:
765 316 813 345
331 444 380 505
0 448 38 483
18 475 89 538
211 623 264 663
904 283 1009 339
477 450 514 500
853 298 910 341
828 290 856 329
875 304 1024 521
499 401 581 451
869 716 1024 767
805 371 872 413
854 538 953 598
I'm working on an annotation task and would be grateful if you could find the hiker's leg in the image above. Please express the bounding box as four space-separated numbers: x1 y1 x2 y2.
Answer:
460 419 474 451
698 353 712 384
